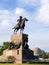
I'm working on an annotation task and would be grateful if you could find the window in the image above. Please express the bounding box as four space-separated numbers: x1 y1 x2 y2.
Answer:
17 50 19 54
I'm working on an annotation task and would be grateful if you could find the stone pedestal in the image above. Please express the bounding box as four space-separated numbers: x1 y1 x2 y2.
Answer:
8 33 28 49
1 33 34 63
22 49 34 63
3 47 22 63
11 33 28 45
9 33 34 63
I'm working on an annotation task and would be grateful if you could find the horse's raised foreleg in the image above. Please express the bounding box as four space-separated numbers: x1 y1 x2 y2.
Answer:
20 29 21 33
22 29 23 33
16 29 17 33
14 29 15 34
14 29 17 34
20 28 23 33
16 28 19 34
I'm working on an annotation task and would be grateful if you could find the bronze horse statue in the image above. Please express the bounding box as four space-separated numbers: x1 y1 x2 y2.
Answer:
13 17 28 33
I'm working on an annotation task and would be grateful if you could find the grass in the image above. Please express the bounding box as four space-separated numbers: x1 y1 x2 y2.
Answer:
0 63 49 65
0 60 49 65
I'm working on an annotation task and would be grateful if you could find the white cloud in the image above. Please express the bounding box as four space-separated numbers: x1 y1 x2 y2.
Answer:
18 0 40 7
15 8 25 15
0 9 17 27
1 20 9 26
0 9 10 27
0 9 9 15
0 35 10 45
17 0 49 25
29 32 49 51
36 0 49 24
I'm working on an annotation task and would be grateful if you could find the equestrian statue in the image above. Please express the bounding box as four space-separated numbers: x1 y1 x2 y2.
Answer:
13 16 28 33
8 16 28 50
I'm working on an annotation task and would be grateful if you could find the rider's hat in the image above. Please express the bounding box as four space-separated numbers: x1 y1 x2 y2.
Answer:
20 16 22 18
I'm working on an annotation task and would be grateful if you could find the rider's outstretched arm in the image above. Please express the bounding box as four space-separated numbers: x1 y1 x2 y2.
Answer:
17 19 20 22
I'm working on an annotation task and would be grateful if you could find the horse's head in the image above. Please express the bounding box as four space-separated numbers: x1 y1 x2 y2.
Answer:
23 17 28 21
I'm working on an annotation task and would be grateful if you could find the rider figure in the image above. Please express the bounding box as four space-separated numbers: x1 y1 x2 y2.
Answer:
13 16 28 33
17 16 23 27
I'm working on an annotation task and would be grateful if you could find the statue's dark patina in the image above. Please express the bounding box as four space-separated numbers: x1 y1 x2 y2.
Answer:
13 16 28 33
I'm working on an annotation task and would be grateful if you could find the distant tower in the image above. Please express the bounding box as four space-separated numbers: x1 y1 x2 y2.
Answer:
32 48 42 58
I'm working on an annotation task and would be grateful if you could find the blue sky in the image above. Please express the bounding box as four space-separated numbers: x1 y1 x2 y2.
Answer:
0 0 49 52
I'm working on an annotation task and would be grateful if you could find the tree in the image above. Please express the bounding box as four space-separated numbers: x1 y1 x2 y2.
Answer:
42 50 48 59
2 42 10 50
0 42 10 56
0 46 3 55
47 52 49 58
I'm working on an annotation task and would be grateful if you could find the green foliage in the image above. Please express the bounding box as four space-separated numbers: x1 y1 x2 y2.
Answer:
42 50 49 59
27 60 49 64
0 49 3 55
0 42 10 56
47 52 49 58
2 42 10 50
0 46 3 55
0 60 14 63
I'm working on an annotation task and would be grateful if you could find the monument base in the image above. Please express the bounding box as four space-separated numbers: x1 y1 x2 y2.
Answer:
22 49 35 63
2 47 34 63
0 33 35 63
9 33 35 63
